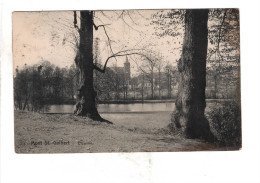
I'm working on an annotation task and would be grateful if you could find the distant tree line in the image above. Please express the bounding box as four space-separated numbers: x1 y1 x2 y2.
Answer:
14 58 239 112
14 61 78 112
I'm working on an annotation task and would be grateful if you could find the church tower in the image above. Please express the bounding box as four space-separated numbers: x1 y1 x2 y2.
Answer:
124 56 131 82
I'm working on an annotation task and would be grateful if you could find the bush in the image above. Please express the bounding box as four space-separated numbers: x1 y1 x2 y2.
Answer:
207 101 241 146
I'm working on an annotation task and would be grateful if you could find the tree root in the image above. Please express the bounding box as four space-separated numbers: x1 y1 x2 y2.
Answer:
75 112 113 124
90 115 113 124
170 112 217 143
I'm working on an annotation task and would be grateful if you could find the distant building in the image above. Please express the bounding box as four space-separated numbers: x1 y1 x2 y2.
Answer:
124 56 131 84
110 56 131 86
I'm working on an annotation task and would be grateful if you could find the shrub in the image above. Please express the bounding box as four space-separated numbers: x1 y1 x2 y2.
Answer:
207 101 241 146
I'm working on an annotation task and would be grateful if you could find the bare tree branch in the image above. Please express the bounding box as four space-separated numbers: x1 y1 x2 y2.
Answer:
99 10 113 21
217 9 227 51
93 50 155 73
101 25 119 63
136 10 146 20
129 55 151 79
93 22 111 30
73 11 80 32
120 13 142 33
126 11 138 25
116 11 124 20
93 15 106 25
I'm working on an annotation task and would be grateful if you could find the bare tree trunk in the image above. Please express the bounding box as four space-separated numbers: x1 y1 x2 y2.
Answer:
133 84 136 99
123 82 126 100
74 11 108 122
225 82 228 99
23 96 28 111
169 71 172 99
141 73 144 103
125 83 128 100
171 9 214 141
167 69 171 99
115 72 119 100
151 68 154 99
214 74 217 99
158 67 161 99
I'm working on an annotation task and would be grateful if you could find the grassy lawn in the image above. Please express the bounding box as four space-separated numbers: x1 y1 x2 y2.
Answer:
14 110 234 153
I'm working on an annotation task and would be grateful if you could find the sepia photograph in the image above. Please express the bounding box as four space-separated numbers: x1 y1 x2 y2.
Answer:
13 9 241 153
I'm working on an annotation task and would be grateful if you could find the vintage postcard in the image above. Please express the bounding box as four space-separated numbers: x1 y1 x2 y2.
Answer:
13 9 241 153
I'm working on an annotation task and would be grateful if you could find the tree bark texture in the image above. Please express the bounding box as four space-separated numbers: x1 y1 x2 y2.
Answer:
171 9 214 141
74 11 103 121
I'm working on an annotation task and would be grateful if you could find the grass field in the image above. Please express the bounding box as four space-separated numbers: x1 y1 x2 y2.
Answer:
14 110 237 153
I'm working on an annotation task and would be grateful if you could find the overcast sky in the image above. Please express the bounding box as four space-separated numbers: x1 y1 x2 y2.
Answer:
13 10 183 75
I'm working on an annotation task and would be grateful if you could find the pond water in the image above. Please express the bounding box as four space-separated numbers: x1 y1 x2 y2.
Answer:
48 103 176 113
47 101 222 130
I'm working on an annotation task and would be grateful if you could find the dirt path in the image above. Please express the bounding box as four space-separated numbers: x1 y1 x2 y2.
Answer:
14 111 226 153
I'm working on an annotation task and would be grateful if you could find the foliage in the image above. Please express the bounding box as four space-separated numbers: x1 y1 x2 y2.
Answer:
206 9 240 99
151 9 185 37
14 61 79 112
151 9 240 100
94 67 117 101
14 64 47 112
207 101 241 146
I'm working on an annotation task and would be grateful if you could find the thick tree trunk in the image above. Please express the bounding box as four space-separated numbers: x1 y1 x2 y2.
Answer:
171 9 214 141
74 11 108 122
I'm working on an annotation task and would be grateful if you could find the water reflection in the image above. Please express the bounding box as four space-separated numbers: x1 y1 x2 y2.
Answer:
49 103 176 113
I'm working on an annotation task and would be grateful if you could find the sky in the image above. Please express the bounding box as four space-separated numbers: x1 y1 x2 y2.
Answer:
12 10 183 76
